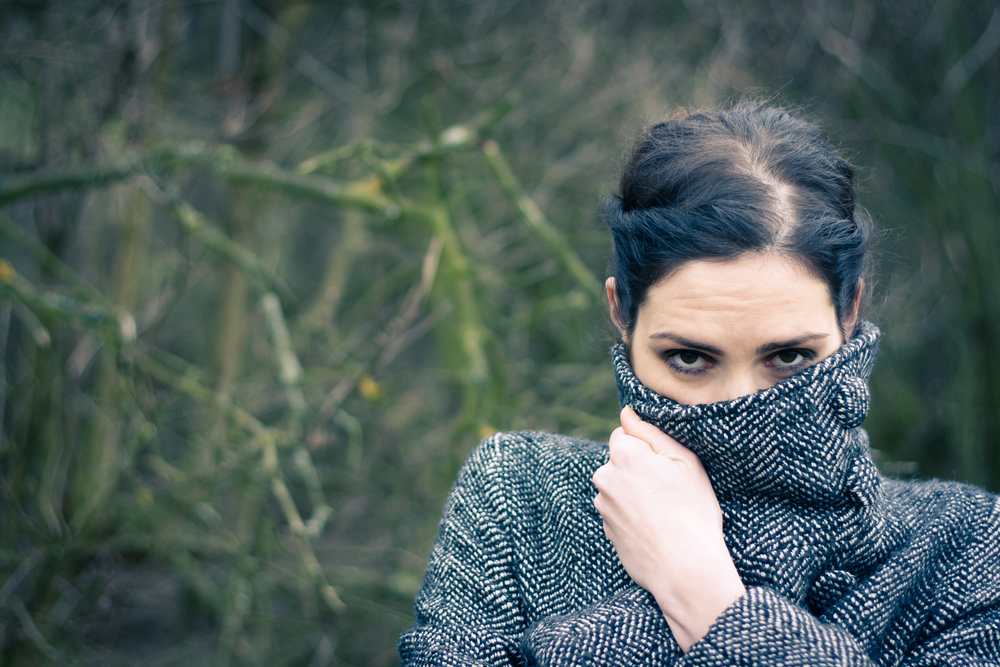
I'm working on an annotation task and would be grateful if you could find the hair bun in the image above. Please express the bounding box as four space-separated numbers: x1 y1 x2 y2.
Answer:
604 102 875 336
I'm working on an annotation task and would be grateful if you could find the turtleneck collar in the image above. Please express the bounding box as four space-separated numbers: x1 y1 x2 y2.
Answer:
612 320 882 509
612 321 895 603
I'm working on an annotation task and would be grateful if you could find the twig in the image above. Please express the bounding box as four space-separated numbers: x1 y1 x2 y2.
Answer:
818 28 910 116
316 366 366 426
296 142 372 175
307 634 336 667
264 453 343 610
140 352 344 609
262 291 335 535
376 300 454 374
0 549 44 609
0 303 9 452
293 448 334 538
155 190 299 311
261 292 306 425
0 163 135 206
412 102 490 386
374 236 446 371
11 597 66 663
381 236 443 343
427 205 488 385
0 212 109 306
303 208 368 327
241 1 364 106
295 94 515 176
216 576 251 667
154 142 397 214
333 409 364 472
139 352 271 443
925 8 1000 120
0 143 397 216
481 140 602 300
0 268 133 345
10 299 51 348
0 476 41 536
842 120 996 183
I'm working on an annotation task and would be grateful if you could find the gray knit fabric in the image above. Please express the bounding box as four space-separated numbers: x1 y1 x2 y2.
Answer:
399 321 1000 666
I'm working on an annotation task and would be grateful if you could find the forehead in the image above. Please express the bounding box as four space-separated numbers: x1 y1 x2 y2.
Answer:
638 253 837 334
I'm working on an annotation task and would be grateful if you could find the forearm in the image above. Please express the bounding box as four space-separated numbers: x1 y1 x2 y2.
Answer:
649 549 746 653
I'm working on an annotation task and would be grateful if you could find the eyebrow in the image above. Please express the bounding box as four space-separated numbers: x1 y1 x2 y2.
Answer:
647 332 725 357
755 333 829 355
648 331 830 358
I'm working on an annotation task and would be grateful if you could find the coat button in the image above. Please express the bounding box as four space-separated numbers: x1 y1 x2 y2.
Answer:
833 377 870 428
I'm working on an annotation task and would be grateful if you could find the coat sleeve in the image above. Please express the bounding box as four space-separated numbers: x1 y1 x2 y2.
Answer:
678 586 1000 667
397 436 530 667
676 587 876 667
680 491 1000 666
401 432 683 667
520 585 680 666
900 496 1000 667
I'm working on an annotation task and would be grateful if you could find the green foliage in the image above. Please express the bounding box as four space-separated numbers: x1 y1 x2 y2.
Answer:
0 0 997 665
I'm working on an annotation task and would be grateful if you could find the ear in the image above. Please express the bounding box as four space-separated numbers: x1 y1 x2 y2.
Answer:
843 279 863 339
606 277 629 342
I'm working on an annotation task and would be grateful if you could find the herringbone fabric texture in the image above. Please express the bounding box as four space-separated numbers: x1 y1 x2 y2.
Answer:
399 322 1000 666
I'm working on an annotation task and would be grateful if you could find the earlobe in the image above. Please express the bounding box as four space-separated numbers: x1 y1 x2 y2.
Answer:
606 277 628 341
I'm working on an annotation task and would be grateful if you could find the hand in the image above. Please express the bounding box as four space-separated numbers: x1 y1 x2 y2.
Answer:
592 406 746 652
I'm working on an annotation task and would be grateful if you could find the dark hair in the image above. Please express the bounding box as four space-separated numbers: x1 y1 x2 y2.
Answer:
604 102 875 338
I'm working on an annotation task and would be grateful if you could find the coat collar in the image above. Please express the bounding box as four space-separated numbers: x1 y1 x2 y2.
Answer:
611 320 882 508
612 321 894 601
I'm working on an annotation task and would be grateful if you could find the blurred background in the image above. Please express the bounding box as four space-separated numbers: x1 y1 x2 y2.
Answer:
0 0 997 664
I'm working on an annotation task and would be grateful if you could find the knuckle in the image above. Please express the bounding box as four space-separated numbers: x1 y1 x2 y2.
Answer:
608 428 626 449
609 444 630 466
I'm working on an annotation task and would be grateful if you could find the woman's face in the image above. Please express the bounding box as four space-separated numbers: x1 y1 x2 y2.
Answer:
609 253 855 406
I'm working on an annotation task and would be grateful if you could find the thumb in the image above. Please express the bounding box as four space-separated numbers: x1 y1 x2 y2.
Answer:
620 405 679 457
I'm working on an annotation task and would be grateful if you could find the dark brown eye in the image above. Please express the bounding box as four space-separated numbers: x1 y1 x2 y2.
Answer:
679 351 700 365
669 350 710 372
772 350 806 368
777 350 800 364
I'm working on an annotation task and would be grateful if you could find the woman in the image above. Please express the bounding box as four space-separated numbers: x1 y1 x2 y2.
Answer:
398 103 1000 665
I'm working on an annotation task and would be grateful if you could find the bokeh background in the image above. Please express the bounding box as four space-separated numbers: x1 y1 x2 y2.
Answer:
0 0 998 664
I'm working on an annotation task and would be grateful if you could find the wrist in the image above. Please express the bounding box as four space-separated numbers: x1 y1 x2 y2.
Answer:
650 555 746 652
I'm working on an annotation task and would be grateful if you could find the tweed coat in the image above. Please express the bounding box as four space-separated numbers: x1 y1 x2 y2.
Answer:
398 322 1000 666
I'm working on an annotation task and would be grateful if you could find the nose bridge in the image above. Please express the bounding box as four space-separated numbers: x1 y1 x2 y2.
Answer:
721 367 765 402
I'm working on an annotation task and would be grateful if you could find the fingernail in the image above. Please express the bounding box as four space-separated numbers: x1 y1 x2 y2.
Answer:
621 405 636 419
